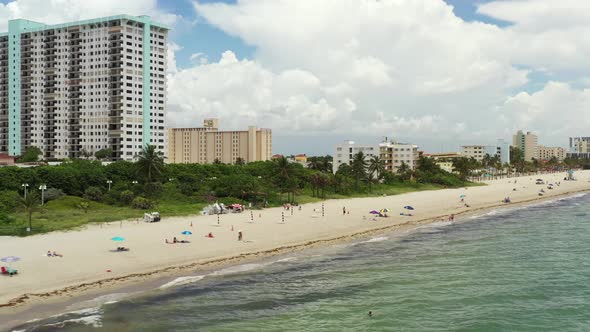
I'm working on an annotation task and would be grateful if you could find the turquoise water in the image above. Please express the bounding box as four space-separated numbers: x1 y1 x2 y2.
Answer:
12 193 590 331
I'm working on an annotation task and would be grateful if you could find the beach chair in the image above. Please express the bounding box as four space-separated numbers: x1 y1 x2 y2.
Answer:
1 266 17 276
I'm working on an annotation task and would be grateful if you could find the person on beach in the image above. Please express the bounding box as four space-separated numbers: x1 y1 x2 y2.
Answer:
206 232 214 238
238 231 243 241
449 214 455 222
343 207 346 215
47 251 53 257
173 237 178 243
53 251 63 257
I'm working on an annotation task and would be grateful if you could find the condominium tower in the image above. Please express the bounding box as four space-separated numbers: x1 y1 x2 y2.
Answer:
168 119 272 164
512 130 538 161
0 15 169 160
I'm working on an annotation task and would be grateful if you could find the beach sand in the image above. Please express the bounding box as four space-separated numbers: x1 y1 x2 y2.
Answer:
1 171 589 318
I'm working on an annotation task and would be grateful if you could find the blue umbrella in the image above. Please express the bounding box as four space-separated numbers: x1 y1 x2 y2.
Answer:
1 256 20 269
111 236 125 242
1 256 20 263
404 206 414 210
181 231 192 235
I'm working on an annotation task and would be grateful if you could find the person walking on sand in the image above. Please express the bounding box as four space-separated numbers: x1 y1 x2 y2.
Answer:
238 231 243 241
343 207 346 215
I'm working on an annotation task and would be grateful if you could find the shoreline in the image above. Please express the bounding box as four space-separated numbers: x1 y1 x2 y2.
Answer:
1 172 590 329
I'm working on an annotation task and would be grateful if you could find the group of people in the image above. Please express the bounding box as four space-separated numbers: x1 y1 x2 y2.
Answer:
46 250 63 257
503 197 512 203
166 237 190 244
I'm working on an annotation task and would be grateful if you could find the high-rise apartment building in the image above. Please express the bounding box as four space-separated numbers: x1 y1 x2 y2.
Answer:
0 15 169 160
167 119 272 164
512 130 538 161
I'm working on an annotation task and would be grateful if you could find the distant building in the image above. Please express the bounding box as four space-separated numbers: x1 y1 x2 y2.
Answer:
332 139 418 174
461 145 497 161
538 146 566 162
460 139 510 164
435 161 454 173
333 141 380 173
569 137 590 159
425 152 463 160
167 119 272 164
513 130 538 161
497 139 511 164
0 153 15 166
294 154 307 163
379 141 419 173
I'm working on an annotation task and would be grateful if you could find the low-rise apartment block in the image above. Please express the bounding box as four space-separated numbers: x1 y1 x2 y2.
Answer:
332 140 418 174
167 118 272 164
538 145 566 162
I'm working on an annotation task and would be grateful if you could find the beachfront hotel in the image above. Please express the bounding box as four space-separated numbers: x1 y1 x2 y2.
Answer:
513 130 538 161
167 118 272 164
332 139 419 174
0 15 169 160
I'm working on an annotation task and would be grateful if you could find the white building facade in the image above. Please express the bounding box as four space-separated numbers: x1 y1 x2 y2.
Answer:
332 140 418 174
0 15 168 160
333 141 380 173
460 139 510 164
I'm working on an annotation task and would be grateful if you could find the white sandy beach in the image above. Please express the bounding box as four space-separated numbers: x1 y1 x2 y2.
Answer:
1 171 589 313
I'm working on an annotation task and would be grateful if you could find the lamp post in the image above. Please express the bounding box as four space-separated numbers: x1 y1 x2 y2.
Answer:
39 184 47 206
106 180 112 191
21 183 29 199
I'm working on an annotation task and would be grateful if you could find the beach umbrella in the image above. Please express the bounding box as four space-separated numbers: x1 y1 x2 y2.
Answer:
459 194 466 198
403 206 415 210
181 231 192 235
111 236 125 242
1 256 20 269
369 210 380 214
380 208 390 213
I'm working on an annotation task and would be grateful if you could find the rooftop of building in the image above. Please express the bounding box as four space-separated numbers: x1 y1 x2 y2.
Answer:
0 14 169 37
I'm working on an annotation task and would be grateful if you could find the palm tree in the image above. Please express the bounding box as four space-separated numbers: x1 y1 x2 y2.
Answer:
397 161 412 180
20 192 41 232
235 157 245 166
350 152 368 184
368 156 385 180
136 145 164 184
274 157 296 202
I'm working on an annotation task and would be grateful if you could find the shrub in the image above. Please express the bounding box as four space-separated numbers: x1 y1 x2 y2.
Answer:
44 188 65 202
120 190 135 205
132 197 154 209
0 213 15 224
83 186 103 202
0 190 20 213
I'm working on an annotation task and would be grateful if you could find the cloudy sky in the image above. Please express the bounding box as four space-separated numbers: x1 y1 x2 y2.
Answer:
1 0 588 154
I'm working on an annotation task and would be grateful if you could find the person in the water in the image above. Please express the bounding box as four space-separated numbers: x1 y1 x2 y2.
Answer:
368 311 373 317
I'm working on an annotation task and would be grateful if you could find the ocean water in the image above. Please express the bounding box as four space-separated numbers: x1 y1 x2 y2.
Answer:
11 193 590 332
